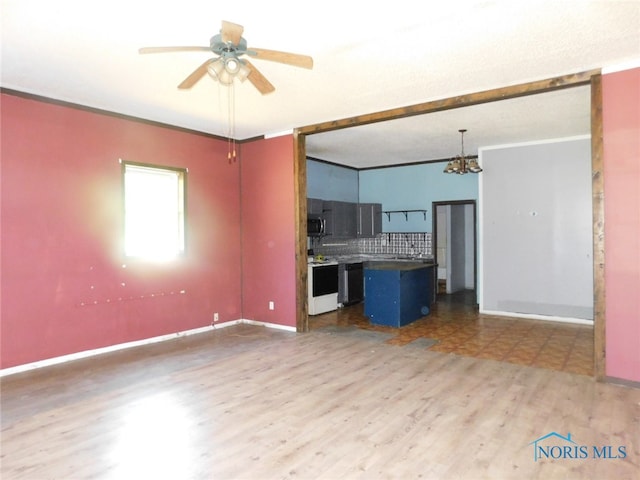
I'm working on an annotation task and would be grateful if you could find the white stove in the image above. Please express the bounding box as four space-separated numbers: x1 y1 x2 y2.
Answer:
308 261 339 315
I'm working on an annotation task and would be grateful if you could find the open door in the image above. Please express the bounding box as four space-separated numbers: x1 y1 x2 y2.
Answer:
433 200 477 300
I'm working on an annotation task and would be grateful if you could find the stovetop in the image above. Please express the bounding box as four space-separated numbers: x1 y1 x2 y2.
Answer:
308 259 338 267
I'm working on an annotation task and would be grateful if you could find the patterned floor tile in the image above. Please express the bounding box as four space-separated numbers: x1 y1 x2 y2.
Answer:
309 292 594 376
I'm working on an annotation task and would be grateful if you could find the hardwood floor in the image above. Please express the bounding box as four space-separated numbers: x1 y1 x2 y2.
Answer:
2 322 638 479
310 292 594 376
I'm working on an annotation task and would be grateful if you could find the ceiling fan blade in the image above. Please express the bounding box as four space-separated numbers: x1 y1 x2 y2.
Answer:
243 60 275 95
139 46 211 54
221 20 244 46
249 48 313 69
178 59 213 89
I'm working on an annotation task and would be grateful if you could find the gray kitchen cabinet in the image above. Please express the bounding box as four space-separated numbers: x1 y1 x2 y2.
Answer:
307 197 324 215
357 203 383 237
323 200 358 238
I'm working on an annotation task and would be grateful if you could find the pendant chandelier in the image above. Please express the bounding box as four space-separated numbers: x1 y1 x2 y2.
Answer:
443 129 482 174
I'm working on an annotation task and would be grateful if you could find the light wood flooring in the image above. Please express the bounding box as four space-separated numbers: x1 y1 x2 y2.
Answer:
310 291 594 376
2 321 639 479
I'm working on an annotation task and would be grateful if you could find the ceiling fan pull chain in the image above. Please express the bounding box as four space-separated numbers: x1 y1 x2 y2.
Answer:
227 82 238 162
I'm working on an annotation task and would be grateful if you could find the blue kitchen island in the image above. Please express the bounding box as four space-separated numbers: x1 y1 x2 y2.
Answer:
364 262 436 327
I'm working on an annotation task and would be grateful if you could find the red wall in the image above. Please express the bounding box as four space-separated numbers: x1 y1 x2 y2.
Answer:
240 136 297 328
3 68 638 381
1 94 243 368
603 67 640 383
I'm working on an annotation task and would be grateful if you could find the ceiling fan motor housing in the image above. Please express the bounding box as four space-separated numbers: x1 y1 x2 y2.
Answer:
210 34 248 58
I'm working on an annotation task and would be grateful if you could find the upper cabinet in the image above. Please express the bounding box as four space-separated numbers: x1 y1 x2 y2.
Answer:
308 197 324 216
308 198 382 239
323 200 358 238
357 203 383 238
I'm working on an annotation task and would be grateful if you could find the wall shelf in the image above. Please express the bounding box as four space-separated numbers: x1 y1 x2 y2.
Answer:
383 209 428 221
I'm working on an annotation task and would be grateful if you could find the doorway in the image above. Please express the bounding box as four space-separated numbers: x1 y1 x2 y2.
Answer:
295 71 604 379
432 200 477 304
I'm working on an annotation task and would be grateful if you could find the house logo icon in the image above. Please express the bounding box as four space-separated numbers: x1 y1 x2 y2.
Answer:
528 432 580 462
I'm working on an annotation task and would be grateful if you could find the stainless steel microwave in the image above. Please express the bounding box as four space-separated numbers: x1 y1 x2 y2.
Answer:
307 216 325 237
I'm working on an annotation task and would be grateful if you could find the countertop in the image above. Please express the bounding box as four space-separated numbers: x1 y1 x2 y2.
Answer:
307 260 339 267
330 254 435 265
365 261 436 271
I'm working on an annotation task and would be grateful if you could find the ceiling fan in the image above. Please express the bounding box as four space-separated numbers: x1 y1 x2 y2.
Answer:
139 20 313 94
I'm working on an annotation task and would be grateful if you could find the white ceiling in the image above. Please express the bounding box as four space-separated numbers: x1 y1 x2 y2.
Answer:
2 0 639 168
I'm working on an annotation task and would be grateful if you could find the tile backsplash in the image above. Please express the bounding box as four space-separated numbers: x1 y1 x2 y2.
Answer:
312 232 432 257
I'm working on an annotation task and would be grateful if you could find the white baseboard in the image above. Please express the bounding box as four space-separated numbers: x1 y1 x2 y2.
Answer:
239 319 297 332
480 309 594 326
212 319 296 333
1 318 296 377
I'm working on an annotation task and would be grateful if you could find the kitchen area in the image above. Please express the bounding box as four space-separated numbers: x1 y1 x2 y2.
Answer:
304 155 479 324
307 195 437 327
302 108 598 373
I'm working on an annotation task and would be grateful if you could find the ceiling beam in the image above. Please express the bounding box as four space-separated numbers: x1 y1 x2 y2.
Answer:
297 69 600 136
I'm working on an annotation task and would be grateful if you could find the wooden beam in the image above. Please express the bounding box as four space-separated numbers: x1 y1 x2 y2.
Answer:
298 69 600 135
293 132 309 332
590 73 606 380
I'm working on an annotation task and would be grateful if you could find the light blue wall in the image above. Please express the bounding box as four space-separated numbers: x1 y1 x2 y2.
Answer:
359 163 478 232
307 159 358 202
306 159 478 232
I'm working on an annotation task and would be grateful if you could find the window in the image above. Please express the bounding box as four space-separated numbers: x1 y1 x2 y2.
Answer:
122 161 186 260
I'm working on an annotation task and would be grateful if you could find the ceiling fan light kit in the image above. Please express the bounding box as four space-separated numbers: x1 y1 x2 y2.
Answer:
207 57 250 85
443 129 483 175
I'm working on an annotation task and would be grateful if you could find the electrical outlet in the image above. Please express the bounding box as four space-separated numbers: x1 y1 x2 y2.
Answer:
269 301 275 310
213 312 219 322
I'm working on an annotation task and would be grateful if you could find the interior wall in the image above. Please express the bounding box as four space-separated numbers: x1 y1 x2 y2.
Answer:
480 137 593 320
0 94 243 369
602 67 640 382
307 159 358 202
359 163 478 232
241 136 297 328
